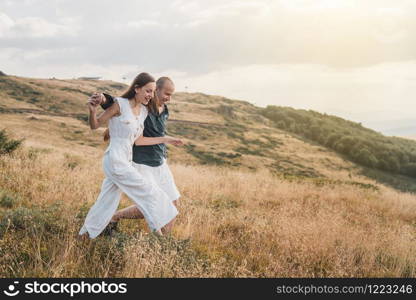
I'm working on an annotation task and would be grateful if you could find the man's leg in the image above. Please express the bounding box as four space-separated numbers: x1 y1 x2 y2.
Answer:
111 204 144 222
111 199 179 234
161 199 179 235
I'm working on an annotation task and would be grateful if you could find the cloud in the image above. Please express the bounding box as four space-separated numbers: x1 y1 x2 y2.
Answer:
170 61 416 126
0 12 13 33
0 0 414 73
0 11 77 38
0 47 139 79
0 0 416 132
126 20 160 29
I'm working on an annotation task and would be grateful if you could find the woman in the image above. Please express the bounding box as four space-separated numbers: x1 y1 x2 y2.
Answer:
92 77 182 236
79 72 180 238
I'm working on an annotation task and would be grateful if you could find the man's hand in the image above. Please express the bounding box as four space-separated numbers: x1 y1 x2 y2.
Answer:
171 140 184 146
165 136 184 146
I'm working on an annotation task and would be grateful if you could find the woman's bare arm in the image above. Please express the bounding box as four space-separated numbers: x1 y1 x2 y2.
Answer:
88 99 120 129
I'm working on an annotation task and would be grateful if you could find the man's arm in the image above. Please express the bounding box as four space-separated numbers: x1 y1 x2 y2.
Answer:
100 93 115 109
135 135 183 146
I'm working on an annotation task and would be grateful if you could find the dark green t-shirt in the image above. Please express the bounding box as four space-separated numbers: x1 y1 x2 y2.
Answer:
101 94 168 167
133 105 169 167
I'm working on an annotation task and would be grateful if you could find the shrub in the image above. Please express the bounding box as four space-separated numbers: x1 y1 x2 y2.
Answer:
0 129 23 155
0 190 20 208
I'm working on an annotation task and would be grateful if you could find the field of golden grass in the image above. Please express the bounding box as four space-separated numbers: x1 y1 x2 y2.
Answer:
1 144 415 277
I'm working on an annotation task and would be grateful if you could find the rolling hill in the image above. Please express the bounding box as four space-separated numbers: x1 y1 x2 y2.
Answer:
1 74 416 191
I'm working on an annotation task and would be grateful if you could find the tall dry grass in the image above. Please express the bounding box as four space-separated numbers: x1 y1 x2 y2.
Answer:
0 147 415 277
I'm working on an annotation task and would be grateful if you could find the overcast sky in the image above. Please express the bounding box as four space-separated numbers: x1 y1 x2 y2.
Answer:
1 0 415 133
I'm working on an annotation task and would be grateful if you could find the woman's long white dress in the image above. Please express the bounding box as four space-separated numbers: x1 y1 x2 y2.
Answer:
79 97 178 238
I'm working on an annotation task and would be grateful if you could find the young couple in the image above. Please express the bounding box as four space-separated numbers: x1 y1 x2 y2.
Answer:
79 73 183 239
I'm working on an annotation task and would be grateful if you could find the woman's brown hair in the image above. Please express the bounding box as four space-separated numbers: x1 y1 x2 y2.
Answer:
121 72 155 99
103 72 155 141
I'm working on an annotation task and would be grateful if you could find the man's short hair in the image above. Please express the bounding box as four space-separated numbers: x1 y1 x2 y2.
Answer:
156 77 174 89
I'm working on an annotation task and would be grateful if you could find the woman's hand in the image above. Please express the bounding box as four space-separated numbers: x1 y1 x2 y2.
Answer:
87 95 99 112
87 95 120 129
89 93 105 106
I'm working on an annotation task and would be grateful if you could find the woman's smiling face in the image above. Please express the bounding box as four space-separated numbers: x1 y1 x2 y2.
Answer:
135 82 156 105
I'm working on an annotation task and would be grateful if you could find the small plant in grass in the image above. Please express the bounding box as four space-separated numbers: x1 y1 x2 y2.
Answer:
0 129 23 155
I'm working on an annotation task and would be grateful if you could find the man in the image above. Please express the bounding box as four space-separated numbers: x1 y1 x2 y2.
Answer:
91 77 183 235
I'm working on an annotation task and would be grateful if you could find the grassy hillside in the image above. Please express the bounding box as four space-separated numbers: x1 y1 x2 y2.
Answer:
2 74 416 192
0 75 373 185
0 74 415 277
262 106 416 177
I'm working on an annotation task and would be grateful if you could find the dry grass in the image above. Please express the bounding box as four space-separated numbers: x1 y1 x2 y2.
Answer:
0 146 415 278
172 165 416 277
